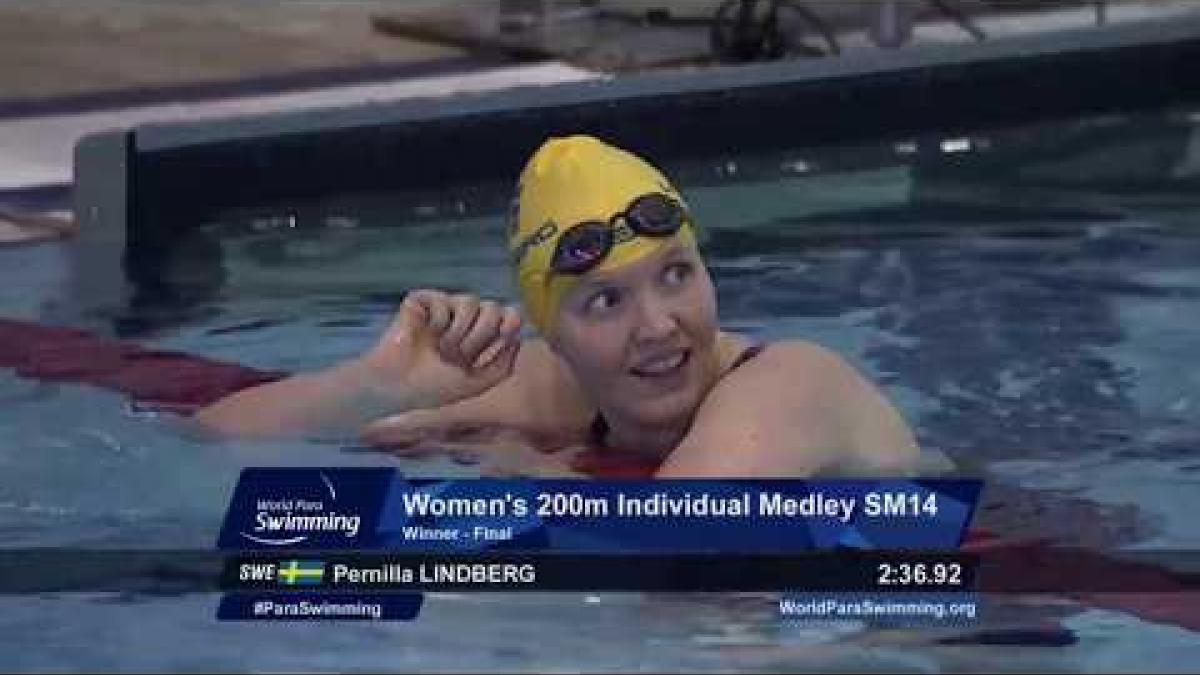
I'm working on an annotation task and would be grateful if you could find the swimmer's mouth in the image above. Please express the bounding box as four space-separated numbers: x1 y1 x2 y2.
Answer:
630 350 689 377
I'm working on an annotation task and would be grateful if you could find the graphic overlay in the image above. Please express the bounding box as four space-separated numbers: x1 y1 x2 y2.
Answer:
222 552 978 592
219 468 390 549
0 550 1191 594
215 469 984 622
275 560 325 586
218 471 981 552
780 593 982 627
217 593 423 621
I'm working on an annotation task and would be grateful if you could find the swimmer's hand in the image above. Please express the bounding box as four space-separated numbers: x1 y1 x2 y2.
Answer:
362 290 522 410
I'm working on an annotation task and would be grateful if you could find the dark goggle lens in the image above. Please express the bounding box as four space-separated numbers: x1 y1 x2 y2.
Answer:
546 194 686 276
552 222 612 274
626 193 683 234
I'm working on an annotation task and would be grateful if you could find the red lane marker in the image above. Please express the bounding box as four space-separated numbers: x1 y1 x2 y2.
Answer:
571 448 663 479
2 317 1197 631
0 318 285 411
1071 592 1200 632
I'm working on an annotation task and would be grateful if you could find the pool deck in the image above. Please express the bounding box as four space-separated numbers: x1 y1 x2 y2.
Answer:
3 0 1200 243
0 0 606 242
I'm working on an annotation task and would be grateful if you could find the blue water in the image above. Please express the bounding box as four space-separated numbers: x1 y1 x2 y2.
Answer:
2 110 1200 670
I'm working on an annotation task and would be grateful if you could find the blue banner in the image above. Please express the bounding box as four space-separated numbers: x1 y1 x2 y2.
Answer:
217 469 981 553
217 592 422 621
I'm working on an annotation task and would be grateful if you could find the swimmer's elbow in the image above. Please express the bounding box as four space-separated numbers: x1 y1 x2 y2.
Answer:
842 437 923 477
858 449 920 477
840 384 924 476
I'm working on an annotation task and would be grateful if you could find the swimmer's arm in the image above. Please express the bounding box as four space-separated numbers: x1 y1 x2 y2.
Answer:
836 358 923 477
192 357 429 439
194 340 572 440
656 343 920 478
360 340 594 447
196 290 531 440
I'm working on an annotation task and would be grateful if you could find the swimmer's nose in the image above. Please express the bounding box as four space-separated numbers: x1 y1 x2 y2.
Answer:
631 290 680 343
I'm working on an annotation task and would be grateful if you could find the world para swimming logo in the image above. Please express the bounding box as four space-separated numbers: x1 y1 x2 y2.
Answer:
235 471 363 547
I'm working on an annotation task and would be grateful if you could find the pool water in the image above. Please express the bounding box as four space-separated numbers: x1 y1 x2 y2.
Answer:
2 108 1200 671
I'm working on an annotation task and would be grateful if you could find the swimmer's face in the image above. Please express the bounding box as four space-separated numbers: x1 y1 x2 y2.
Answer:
548 240 721 429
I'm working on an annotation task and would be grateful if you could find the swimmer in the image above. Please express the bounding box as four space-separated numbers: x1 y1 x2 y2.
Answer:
196 135 922 477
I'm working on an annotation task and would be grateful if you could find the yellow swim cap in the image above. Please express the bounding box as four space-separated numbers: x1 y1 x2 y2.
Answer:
509 135 696 334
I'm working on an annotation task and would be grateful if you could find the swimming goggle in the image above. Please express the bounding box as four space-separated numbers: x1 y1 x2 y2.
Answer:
514 192 688 276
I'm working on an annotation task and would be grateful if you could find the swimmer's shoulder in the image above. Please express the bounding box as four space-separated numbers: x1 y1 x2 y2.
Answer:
712 334 850 392
667 337 847 474
698 336 921 475
763 339 923 475
705 337 852 426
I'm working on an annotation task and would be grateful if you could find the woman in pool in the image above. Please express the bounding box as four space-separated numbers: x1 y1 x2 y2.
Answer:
196 135 921 477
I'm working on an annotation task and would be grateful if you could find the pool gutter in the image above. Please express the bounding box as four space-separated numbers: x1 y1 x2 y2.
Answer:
73 15 1200 317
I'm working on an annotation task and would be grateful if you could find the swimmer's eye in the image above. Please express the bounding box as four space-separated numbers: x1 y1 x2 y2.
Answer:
582 287 621 315
662 262 693 286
